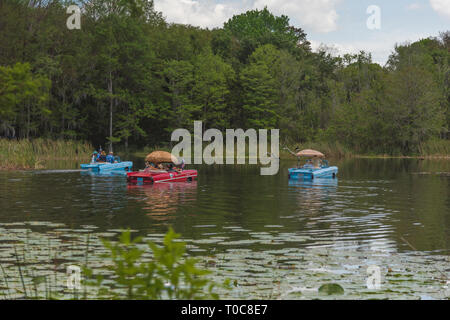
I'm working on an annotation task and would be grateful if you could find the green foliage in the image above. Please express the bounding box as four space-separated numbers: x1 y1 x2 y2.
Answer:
419 138 450 156
241 45 279 128
326 42 448 154
0 63 50 138
84 228 224 300
192 51 235 129
0 1 448 155
0 138 92 169
223 7 309 62
160 59 198 132
0 227 228 300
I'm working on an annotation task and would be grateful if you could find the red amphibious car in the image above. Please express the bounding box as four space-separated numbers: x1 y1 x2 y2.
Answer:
126 151 197 185
127 169 197 184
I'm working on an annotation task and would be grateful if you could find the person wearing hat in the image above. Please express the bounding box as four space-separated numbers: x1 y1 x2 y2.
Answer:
98 151 107 162
91 151 98 163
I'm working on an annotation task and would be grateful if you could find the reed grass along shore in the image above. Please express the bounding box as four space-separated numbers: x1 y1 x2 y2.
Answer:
0 139 92 170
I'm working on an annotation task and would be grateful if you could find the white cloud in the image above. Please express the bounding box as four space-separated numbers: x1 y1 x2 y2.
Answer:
406 3 421 10
154 0 341 32
253 0 340 33
154 0 242 28
429 0 450 18
311 31 432 65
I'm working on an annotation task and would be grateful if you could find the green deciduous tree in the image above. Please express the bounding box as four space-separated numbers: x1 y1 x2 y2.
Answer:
161 59 198 132
0 1 448 155
240 45 280 129
222 7 309 63
192 51 234 129
0 62 50 138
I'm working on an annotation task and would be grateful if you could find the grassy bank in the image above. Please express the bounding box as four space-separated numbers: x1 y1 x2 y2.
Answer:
130 139 450 161
351 140 450 159
281 141 353 159
3 137 446 171
284 140 450 159
418 139 450 158
0 139 93 170
128 141 352 160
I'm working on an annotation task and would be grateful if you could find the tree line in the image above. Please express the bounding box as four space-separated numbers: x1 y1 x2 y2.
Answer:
0 0 448 154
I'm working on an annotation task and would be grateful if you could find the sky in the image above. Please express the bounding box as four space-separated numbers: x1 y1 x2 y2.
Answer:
153 0 450 65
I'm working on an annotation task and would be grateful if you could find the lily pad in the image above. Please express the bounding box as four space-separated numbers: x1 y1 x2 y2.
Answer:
318 283 345 295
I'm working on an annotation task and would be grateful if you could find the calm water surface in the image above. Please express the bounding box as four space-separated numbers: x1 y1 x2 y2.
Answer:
0 158 449 299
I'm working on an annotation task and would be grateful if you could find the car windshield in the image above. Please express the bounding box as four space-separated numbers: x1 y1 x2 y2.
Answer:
300 158 328 168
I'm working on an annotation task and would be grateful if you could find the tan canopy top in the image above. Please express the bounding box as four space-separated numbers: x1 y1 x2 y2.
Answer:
295 149 325 158
145 151 181 165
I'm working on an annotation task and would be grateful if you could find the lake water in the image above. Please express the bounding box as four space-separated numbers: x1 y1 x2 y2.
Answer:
0 158 449 299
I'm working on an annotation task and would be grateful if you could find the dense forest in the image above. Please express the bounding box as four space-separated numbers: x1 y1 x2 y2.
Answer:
0 0 449 155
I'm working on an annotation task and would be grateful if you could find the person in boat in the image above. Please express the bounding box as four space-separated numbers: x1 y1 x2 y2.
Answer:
114 155 121 163
303 159 314 169
149 161 155 168
145 161 156 168
106 152 114 163
98 151 107 162
143 161 157 173
97 146 103 158
95 151 102 162
179 158 185 171
172 158 185 172
167 163 176 172
91 151 99 163
313 158 321 168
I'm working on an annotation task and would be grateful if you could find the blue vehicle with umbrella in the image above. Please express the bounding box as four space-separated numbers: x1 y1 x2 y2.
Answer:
287 149 338 180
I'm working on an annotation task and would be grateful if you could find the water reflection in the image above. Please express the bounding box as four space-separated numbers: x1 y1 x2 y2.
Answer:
0 158 449 299
80 170 128 177
285 175 398 254
0 158 448 253
127 182 198 221
287 178 338 215
288 178 338 188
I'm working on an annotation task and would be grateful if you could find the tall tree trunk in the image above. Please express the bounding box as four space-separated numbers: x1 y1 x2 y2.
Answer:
27 103 30 139
108 71 113 153
61 91 65 139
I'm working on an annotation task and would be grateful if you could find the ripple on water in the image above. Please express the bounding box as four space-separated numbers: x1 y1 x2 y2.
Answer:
0 160 449 299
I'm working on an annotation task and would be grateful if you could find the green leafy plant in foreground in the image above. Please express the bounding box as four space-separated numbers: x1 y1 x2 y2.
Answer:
84 228 226 299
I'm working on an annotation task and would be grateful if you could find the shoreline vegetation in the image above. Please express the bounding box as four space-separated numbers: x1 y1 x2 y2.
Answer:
1 138 449 171
0 139 92 170
0 2 448 161
130 140 450 160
